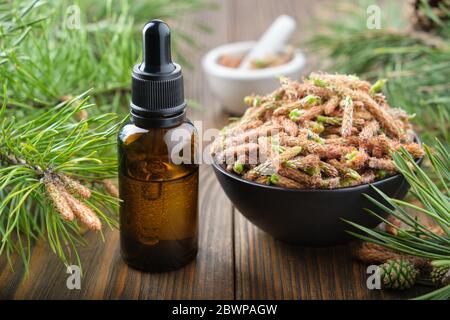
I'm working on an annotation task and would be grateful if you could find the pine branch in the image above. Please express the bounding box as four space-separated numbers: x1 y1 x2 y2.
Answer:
0 0 209 270
345 141 450 299
0 89 122 271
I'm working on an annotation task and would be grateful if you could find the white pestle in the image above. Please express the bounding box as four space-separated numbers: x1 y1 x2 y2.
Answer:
239 15 297 69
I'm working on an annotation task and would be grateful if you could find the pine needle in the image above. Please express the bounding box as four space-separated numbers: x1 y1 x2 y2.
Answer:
346 141 450 299
0 0 209 270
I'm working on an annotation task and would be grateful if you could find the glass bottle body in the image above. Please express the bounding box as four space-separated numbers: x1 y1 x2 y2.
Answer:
118 120 198 272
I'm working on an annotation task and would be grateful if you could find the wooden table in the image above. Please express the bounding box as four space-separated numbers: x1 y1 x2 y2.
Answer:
0 0 429 300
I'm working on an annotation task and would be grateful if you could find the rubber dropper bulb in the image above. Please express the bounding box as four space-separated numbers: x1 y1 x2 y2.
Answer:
139 19 176 74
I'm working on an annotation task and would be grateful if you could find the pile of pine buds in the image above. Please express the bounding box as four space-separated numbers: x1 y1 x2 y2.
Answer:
212 73 424 189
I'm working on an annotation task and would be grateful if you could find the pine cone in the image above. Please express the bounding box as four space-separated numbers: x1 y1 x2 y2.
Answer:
379 259 418 290
431 266 450 287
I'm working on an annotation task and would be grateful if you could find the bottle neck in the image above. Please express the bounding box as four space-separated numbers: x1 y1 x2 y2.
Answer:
131 108 186 129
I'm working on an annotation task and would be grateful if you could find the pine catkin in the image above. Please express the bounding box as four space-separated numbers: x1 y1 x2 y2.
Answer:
277 146 303 164
285 154 321 172
367 135 391 158
270 173 303 188
341 96 354 137
61 95 87 121
393 142 425 158
300 105 325 121
319 161 339 177
348 90 400 138
352 242 430 271
221 143 259 164
60 95 72 102
324 96 339 115
59 174 91 199
44 177 74 221
278 167 321 188
368 158 397 171
320 144 355 159
309 72 372 92
359 120 379 141
385 215 446 238
75 109 88 121
61 190 102 231
346 150 369 169
103 179 119 198
223 124 278 146
360 171 376 184
273 116 298 136
423 224 446 237
321 177 340 189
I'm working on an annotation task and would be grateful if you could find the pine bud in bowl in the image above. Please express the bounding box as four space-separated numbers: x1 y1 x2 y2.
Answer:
211 73 424 246
202 41 305 114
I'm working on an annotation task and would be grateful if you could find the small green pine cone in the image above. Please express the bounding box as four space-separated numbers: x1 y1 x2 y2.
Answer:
379 259 418 290
431 266 450 287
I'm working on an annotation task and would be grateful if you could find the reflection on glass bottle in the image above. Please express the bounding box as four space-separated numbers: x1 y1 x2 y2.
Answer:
119 123 198 272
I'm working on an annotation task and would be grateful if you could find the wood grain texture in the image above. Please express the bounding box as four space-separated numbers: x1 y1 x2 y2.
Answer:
233 210 430 300
0 0 430 300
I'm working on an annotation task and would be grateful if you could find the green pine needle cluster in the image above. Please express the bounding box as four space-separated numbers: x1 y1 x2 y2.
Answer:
308 0 450 144
346 141 450 299
0 0 209 270
1 0 212 114
0 91 122 271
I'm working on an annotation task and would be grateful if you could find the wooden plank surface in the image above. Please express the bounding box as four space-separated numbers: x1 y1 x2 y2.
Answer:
0 0 431 300
234 210 430 300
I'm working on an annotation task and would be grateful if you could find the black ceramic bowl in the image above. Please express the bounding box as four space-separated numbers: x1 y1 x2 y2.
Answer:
212 156 422 246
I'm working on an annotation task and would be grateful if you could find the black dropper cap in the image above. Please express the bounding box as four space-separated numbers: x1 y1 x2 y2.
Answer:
131 20 186 127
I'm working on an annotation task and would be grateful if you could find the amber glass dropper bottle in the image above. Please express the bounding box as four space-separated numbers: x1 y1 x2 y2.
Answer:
118 20 198 272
